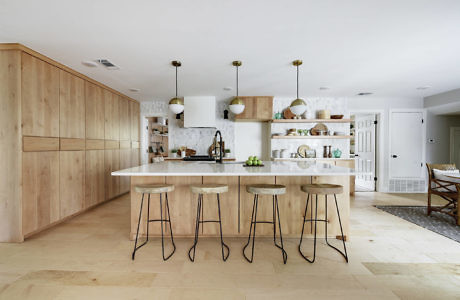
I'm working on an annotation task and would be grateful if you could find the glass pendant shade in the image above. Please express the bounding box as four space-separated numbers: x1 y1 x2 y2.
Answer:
290 98 306 115
169 97 184 114
229 97 245 114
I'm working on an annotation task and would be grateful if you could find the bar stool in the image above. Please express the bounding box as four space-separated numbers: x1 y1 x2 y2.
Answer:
243 184 288 264
299 184 348 263
132 184 176 261
188 184 230 262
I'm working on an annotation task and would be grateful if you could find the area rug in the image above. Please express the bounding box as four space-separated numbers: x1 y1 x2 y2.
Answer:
375 205 460 243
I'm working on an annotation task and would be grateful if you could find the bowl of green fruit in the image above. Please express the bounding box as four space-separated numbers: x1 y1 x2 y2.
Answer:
244 156 264 167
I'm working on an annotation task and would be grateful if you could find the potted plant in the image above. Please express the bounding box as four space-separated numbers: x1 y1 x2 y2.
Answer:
224 149 231 158
171 149 178 158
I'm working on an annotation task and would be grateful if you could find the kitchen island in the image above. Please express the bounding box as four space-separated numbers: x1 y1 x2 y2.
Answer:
112 161 356 240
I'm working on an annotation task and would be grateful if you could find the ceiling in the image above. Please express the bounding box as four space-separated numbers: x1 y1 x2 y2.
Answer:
1 0 460 102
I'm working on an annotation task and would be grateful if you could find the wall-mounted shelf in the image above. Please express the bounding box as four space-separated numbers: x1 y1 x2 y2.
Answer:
271 119 352 123
272 135 352 139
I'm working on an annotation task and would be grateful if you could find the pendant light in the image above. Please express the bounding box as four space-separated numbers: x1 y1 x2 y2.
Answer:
289 59 307 116
229 60 245 114
168 60 184 114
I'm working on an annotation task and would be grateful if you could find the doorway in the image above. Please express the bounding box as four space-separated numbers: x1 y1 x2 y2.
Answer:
450 127 460 167
351 114 377 192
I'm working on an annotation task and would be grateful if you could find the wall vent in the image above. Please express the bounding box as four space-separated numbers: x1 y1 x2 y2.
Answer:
96 59 120 70
388 179 426 193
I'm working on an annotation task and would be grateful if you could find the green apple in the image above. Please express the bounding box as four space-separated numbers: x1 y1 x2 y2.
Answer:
246 160 253 166
248 156 254 161
257 160 262 166
253 156 258 161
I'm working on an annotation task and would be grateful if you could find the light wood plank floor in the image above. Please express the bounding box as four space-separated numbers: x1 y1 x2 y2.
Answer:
0 192 459 300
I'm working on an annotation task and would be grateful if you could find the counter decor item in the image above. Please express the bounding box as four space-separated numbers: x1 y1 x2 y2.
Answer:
283 107 295 119
289 60 307 117
328 145 332 158
317 109 331 119
334 131 346 136
332 148 342 158
331 114 344 119
224 149 231 157
274 111 282 119
280 149 290 158
244 156 264 167
297 144 310 158
323 145 328 158
305 149 316 158
171 149 178 158
272 149 280 158
287 128 298 136
311 123 328 136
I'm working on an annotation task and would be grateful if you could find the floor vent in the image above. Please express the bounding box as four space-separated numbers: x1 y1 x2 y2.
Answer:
389 179 426 193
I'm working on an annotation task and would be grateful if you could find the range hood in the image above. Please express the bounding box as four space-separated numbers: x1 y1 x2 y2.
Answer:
183 96 216 128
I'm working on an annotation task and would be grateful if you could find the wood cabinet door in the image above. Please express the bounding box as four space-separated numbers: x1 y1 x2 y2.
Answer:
60 151 85 218
119 149 131 193
105 149 120 200
60 70 85 138
130 101 140 141
254 96 273 121
119 97 131 141
85 82 104 139
85 150 105 208
104 90 120 140
21 52 59 137
234 97 254 120
131 148 139 167
22 151 60 235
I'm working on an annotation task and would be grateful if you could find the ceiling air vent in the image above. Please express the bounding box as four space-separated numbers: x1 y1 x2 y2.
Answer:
96 59 120 70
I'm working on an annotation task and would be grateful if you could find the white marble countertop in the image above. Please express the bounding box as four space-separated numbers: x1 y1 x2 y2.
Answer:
112 161 360 177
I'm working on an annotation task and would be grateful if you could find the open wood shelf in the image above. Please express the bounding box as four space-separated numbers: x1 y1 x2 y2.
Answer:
272 135 352 139
271 119 352 123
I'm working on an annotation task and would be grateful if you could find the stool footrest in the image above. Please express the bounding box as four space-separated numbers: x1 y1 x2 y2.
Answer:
199 220 221 223
148 219 171 223
303 219 328 223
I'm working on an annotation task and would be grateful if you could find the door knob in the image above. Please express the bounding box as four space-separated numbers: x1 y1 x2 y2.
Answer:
354 154 359 157
391 155 398 158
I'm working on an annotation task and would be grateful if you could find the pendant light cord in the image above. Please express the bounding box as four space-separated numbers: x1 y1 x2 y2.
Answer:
236 65 239 97
296 65 299 99
175 66 178 98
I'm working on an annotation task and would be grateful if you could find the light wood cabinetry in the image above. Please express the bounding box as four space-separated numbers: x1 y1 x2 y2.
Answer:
119 149 131 193
234 96 273 121
59 151 85 218
105 149 120 200
85 82 105 139
130 101 140 141
119 97 131 141
0 44 140 242
104 90 120 140
22 151 60 236
59 70 85 138
85 150 105 208
21 52 60 137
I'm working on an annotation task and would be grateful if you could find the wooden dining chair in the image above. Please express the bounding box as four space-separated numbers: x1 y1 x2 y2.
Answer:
426 163 459 225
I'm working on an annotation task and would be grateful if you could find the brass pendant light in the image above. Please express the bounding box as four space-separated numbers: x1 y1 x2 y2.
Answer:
229 60 245 114
290 59 307 116
168 60 184 114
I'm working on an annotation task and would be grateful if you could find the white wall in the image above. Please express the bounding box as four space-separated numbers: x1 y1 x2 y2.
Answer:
234 122 270 161
426 112 460 164
349 96 424 192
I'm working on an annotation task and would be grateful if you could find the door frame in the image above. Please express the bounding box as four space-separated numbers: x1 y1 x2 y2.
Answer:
450 127 460 164
389 108 426 179
349 109 384 192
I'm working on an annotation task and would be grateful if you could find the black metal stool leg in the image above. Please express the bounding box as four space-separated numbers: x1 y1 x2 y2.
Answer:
216 193 230 261
274 195 288 264
298 193 310 257
243 194 258 263
188 194 202 262
324 194 348 262
146 194 150 242
163 192 176 261
299 194 318 263
132 193 147 260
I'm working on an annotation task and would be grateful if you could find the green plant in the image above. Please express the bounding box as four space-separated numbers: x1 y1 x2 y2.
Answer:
171 149 178 153
225 149 231 153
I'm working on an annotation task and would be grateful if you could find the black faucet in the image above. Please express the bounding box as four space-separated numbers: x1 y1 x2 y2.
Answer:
214 130 223 163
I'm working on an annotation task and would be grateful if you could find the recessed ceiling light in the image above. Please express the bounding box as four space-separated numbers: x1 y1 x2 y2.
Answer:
357 92 373 96
319 87 330 90
223 87 233 91
416 86 431 90
81 60 98 67
129 88 140 92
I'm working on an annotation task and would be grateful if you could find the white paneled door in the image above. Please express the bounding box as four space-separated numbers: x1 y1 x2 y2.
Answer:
390 111 424 178
450 127 460 168
355 115 376 191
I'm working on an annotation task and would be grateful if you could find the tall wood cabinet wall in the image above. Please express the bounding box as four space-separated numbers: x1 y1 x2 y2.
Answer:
0 44 140 242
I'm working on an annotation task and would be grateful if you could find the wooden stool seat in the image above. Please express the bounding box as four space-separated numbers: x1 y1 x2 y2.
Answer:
246 184 286 195
190 184 228 194
301 184 343 195
134 184 174 194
